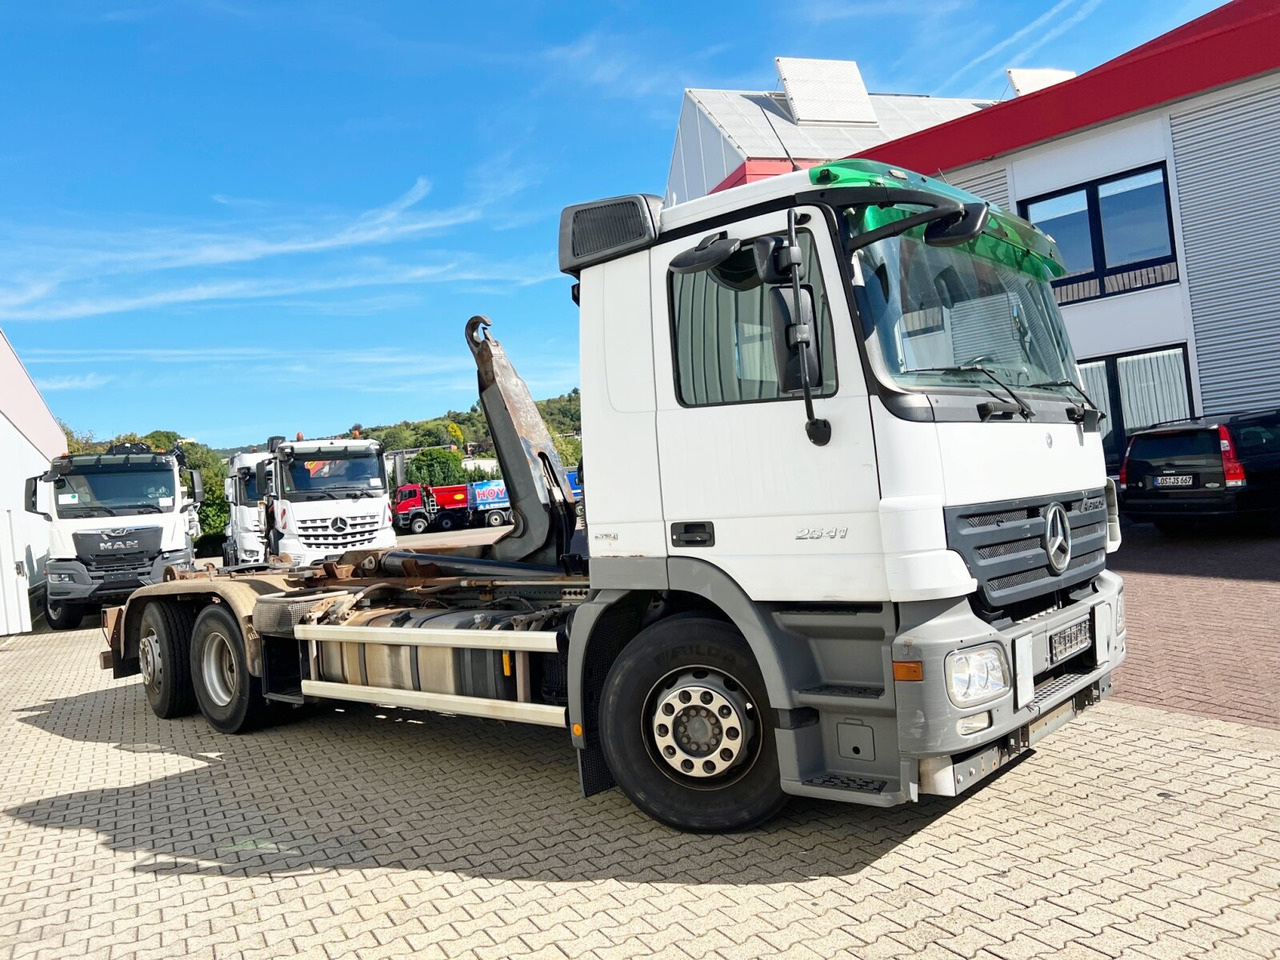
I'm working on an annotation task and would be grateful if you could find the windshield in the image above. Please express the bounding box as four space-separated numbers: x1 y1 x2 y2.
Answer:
841 205 1079 395
53 467 177 518
282 451 386 501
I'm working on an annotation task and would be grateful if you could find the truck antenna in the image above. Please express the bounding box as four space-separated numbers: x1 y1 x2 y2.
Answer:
763 106 802 173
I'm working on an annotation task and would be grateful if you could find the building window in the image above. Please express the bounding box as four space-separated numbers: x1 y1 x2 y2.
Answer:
1021 164 1178 305
669 231 836 407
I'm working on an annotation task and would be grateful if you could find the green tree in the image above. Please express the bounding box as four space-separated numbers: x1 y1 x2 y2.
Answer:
553 434 582 470
406 448 467 487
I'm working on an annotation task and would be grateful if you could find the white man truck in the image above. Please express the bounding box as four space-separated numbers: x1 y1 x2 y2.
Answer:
102 160 1124 832
26 442 200 630
224 436 396 568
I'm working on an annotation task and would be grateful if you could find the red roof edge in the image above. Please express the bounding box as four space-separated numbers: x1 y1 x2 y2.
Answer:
858 0 1280 175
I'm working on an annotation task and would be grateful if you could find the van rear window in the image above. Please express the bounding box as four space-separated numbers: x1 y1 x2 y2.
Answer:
1129 430 1219 460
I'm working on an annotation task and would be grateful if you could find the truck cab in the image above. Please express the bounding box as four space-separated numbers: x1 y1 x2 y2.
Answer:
25 443 199 629
259 436 396 566
223 450 271 566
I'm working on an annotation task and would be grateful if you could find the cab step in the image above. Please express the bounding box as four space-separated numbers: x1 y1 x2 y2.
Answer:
782 771 906 807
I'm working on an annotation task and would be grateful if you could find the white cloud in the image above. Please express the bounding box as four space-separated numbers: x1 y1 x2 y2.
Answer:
35 373 115 391
0 170 553 323
937 0 1080 91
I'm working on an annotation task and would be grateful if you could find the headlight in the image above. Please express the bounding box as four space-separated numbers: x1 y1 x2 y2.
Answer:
48 572 72 583
1114 591 1126 634
944 643 1009 706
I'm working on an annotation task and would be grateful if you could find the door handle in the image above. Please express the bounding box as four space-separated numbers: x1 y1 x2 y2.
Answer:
671 522 715 548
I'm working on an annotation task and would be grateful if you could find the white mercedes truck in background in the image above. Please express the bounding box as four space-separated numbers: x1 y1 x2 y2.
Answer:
222 449 271 567
26 442 200 630
102 160 1125 832
228 435 396 568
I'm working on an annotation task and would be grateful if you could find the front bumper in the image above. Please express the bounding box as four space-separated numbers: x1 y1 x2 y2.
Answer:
895 569 1126 795
47 549 194 604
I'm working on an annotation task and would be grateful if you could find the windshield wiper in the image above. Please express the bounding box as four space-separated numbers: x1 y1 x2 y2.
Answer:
909 365 1035 421
1028 379 1107 423
123 504 163 513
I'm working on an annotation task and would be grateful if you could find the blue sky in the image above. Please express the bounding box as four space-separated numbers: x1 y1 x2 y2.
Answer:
1 0 1220 447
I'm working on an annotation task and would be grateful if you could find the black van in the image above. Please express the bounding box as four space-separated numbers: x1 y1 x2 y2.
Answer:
1118 409 1280 531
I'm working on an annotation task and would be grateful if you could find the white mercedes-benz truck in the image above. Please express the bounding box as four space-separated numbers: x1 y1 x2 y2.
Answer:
222 449 271 567
26 442 199 630
236 435 396 567
102 161 1124 832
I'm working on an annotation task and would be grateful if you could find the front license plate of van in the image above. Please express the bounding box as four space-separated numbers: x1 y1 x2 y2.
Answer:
1050 618 1092 663
1154 475 1193 487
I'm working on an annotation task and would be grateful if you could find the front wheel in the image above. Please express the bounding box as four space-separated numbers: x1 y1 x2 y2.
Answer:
409 516 429 535
44 594 84 631
485 510 506 527
190 604 267 734
598 617 787 832
436 512 457 532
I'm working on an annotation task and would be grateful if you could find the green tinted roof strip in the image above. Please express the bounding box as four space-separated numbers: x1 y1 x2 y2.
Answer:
811 159 1066 279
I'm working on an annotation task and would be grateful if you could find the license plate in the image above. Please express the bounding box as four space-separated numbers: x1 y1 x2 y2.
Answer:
1050 617 1092 663
1154 475 1193 487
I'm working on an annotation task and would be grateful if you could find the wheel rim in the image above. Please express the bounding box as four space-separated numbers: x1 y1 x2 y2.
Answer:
201 630 238 707
645 667 760 785
47 601 62 620
139 629 162 691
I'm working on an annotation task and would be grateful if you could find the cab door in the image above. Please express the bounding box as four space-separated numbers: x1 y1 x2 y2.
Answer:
651 206 883 602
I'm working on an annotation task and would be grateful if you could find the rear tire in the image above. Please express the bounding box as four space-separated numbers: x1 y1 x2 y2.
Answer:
409 516 429 535
190 604 267 734
44 595 84 631
139 601 197 719
598 617 787 832
485 510 506 527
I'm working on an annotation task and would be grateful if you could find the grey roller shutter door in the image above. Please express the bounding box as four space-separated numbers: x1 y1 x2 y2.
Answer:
946 166 1010 211
1171 81 1280 414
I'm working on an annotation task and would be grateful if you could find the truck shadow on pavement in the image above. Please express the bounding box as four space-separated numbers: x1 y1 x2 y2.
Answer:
1111 522 1280 582
7 682 964 883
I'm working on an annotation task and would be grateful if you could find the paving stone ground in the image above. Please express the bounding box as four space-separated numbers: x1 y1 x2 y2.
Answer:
1 527 1278 960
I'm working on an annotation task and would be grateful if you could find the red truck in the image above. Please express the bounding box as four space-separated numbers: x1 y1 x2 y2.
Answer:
394 482 513 533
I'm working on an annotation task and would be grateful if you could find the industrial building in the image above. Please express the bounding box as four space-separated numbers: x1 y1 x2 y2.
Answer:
0 330 63 636
667 0 1280 468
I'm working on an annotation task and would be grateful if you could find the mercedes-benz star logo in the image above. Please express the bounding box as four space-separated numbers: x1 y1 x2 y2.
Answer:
1043 502 1072 575
330 517 349 533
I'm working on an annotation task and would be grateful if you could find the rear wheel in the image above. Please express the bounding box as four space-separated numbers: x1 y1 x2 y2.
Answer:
485 509 506 527
44 595 84 631
139 601 197 718
190 604 267 734
598 617 787 832
409 516 429 535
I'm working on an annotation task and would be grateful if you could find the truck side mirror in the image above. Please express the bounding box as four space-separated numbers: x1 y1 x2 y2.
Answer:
769 285 821 395
191 471 204 505
223 477 236 502
923 202 989 247
24 476 50 520
256 461 272 500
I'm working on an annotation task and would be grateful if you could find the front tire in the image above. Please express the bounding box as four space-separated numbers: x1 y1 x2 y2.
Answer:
436 512 457 532
485 510 506 527
409 516 429 535
44 594 84 631
139 601 197 718
190 604 267 734
598 617 787 832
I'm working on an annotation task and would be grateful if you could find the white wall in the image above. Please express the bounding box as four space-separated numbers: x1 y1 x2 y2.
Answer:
0 330 66 635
